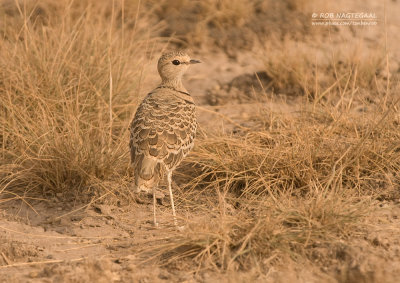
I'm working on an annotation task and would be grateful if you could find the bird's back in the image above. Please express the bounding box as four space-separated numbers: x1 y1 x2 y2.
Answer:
129 87 197 192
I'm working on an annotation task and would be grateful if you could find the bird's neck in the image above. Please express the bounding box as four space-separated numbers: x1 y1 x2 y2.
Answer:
160 78 187 93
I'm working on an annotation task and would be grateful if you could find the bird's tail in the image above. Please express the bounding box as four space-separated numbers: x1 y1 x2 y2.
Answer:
133 155 161 193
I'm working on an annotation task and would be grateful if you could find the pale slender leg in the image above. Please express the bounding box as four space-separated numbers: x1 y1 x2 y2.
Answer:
152 187 158 227
167 171 177 226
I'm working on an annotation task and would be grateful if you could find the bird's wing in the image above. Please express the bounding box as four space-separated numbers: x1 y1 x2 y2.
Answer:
129 93 196 170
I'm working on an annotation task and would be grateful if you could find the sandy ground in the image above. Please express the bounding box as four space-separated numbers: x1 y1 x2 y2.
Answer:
1 193 400 282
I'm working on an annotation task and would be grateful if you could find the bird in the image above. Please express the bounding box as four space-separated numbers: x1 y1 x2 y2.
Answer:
129 51 201 227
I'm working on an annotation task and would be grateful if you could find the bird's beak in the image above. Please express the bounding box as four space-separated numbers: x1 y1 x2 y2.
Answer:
189 59 201 64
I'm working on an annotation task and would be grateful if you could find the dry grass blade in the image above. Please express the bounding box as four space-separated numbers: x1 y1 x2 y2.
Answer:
0 257 88 269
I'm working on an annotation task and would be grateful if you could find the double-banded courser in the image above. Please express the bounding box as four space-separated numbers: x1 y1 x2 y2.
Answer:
129 51 200 226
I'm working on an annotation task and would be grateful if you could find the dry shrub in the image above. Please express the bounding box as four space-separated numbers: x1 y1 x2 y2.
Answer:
262 38 317 96
262 38 387 100
189 107 400 197
152 0 254 45
0 0 160 199
151 0 314 54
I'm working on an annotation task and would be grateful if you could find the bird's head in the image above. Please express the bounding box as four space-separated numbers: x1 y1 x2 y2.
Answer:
157 51 201 83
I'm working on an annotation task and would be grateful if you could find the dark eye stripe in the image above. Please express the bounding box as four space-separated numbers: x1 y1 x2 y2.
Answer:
172 60 180 65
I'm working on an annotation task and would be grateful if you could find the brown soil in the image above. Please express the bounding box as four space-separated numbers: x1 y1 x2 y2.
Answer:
1 195 400 282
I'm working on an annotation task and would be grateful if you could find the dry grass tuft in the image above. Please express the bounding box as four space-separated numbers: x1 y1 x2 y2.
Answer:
151 0 314 54
262 38 388 99
0 0 160 199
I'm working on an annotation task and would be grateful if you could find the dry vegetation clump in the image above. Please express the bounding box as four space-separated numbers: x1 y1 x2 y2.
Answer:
151 0 314 55
206 38 388 105
188 106 400 198
262 38 388 99
139 101 400 271
0 0 160 200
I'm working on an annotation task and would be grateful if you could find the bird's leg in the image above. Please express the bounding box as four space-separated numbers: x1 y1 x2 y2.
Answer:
167 171 177 226
152 186 158 227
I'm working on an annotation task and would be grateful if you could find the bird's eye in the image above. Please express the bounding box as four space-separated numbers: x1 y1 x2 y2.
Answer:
172 60 180 65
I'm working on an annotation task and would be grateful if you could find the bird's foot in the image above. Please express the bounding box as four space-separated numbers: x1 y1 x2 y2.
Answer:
153 190 165 200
